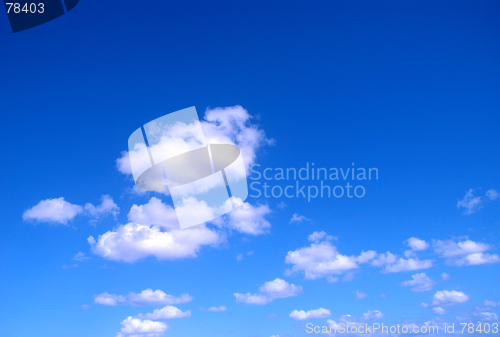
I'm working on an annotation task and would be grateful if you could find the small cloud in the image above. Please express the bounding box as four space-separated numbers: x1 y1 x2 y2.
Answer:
73 252 90 262
84 195 120 224
234 278 302 305
289 213 310 224
277 201 287 210
61 264 78 269
326 276 339 283
23 197 83 225
81 304 90 310
486 189 499 201
342 272 356 282
484 300 499 307
266 313 279 319
247 251 254 256
362 310 384 321
207 306 227 312
289 308 331 320
354 290 368 300
432 307 447 315
400 273 435 292
422 290 470 307
457 189 483 215
236 253 244 261
380 294 387 298
405 237 430 251
137 306 191 320
440 273 451 281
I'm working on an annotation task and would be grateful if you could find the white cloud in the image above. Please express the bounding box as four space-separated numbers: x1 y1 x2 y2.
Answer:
475 312 499 321
234 278 302 305
81 304 90 310
73 252 90 262
23 197 83 225
207 306 227 312
484 300 500 307
370 252 397 267
362 310 384 321
93 292 126 306
127 197 179 229
405 237 430 251
440 273 450 281
285 232 374 280
289 213 310 224
486 189 499 200
94 289 192 307
88 223 223 262
116 317 168 337
354 290 368 300
381 257 433 273
84 195 119 222
116 106 272 178
400 273 435 292
128 289 193 306
433 239 499 266
225 202 271 235
423 290 470 307
137 306 191 320
457 189 483 215
289 308 331 320
432 307 447 315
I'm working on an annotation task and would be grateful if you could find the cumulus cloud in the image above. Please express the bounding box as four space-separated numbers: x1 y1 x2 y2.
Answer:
405 237 430 251
84 195 119 223
475 312 499 322
116 317 168 337
137 306 191 320
225 202 271 235
433 239 500 266
422 290 470 307
127 197 179 229
457 189 483 215
362 310 384 321
285 232 375 280
93 292 126 306
380 257 433 273
116 106 272 177
486 189 499 201
23 197 83 225
440 273 450 281
289 213 310 224
234 278 302 305
289 308 331 320
484 300 500 307
93 289 192 307
354 290 368 300
73 252 90 262
432 307 448 315
127 289 193 306
400 273 435 292
206 306 227 312
372 251 432 273
88 223 223 262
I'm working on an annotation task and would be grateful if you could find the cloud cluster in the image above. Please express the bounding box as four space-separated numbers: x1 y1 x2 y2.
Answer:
116 317 168 337
285 232 433 279
23 196 119 225
422 290 470 309
457 188 499 215
290 308 331 320
116 106 273 177
234 278 302 305
94 289 193 307
433 238 500 266
400 273 435 292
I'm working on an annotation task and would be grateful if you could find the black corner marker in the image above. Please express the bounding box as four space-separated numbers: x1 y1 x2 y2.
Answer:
3 0 78 33
63 0 78 12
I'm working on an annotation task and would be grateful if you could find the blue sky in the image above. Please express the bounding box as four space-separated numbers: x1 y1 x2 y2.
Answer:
1 1 500 336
